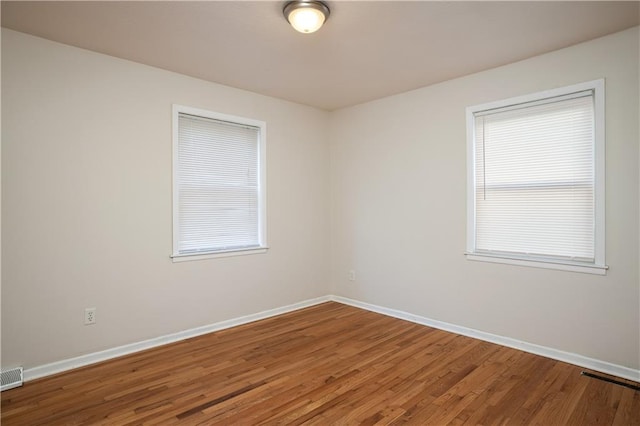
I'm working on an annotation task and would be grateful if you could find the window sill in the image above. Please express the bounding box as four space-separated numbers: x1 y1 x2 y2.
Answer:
172 247 268 262
465 253 608 275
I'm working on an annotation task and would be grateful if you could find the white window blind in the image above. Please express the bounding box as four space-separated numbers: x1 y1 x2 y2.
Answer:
173 106 266 259
466 80 606 273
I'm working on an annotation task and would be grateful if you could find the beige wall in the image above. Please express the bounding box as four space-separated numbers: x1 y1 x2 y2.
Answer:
329 27 640 370
1 29 330 368
2 26 639 373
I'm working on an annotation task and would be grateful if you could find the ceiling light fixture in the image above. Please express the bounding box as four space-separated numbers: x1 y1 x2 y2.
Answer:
283 1 330 34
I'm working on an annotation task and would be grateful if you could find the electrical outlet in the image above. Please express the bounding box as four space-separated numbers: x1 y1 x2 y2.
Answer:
84 308 96 325
348 270 356 281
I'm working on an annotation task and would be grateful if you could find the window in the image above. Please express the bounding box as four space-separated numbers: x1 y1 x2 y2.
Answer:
466 80 606 274
172 105 267 261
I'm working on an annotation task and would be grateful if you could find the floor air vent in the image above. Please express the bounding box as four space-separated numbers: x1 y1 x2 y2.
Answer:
1 367 24 391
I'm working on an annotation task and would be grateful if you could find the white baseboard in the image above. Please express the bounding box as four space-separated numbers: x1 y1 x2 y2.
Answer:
24 294 639 383
329 295 640 383
24 296 331 382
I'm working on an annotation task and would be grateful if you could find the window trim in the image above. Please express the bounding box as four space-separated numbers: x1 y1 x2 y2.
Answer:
171 104 268 262
465 80 607 274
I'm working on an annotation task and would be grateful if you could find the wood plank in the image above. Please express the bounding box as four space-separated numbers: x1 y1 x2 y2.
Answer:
2 302 638 425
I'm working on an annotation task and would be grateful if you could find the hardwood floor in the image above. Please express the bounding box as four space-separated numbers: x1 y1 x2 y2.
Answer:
2 302 639 425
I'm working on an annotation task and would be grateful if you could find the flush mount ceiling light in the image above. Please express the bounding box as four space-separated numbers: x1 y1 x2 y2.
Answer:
283 1 330 34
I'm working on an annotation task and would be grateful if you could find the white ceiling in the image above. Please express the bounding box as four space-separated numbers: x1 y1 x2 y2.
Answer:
2 1 639 111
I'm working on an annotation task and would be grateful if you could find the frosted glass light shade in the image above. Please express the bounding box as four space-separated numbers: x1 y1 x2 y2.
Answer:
284 1 330 34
